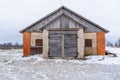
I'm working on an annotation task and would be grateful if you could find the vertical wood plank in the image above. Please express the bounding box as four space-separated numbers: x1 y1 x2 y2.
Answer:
61 34 65 58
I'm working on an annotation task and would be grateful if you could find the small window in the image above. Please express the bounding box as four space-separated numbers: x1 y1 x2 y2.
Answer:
35 39 43 46
85 39 92 47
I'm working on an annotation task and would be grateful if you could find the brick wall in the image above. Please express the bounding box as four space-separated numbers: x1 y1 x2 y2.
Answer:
97 32 105 55
23 32 31 56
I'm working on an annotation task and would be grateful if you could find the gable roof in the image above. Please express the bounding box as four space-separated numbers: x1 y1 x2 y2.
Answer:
20 6 109 33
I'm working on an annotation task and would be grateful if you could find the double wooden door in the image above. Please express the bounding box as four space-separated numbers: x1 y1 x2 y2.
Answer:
49 31 77 58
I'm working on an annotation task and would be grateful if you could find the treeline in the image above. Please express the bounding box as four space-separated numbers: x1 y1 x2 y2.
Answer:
107 38 120 47
0 42 22 50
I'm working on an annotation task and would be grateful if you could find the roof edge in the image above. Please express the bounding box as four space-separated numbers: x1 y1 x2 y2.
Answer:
20 6 65 33
62 6 109 33
20 6 109 33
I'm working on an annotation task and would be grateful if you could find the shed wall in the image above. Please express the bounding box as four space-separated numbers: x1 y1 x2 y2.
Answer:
31 32 43 46
63 9 104 32
22 7 107 33
97 32 105 55
43 29 49 58
84 33 97 55
45 15 83 29
77 29 84 58
23 32 31 56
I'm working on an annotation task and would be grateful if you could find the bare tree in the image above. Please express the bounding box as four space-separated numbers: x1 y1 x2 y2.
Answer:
106 41 114 47
0 42 22 50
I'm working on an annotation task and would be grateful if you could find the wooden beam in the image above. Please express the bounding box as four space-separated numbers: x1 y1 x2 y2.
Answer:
47 28 79 31
77 29 84 59
43 29 49 58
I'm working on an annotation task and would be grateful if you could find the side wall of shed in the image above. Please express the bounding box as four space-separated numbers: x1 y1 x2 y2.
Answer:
31 32 43 46
23 32 31 56
84 33 97 55
97 32 105 55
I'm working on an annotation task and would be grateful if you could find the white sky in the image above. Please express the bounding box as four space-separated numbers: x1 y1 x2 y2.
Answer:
0 0 120 44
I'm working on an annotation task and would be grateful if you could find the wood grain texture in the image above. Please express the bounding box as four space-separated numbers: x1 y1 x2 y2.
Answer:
49 34 62 57
23 32 31 56
97 32 105 55
64 34 77 57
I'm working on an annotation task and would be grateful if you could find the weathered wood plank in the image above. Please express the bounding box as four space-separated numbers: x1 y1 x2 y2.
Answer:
62 35 65 58
64 34 77 57
49 30 77 35
49 34 62 57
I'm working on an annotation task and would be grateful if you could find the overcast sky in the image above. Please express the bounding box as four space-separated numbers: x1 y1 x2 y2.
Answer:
0 0 120 44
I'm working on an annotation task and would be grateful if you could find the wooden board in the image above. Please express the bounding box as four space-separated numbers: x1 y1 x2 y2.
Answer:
30 47 42 55
64 34 77 57
49 34 62 57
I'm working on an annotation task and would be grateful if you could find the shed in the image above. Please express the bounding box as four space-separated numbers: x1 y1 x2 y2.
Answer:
20 6 109 59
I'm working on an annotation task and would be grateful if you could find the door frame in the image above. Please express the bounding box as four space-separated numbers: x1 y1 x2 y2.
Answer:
43 28 85 59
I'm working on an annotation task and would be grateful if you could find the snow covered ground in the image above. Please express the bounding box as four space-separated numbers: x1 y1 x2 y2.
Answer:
0 47 120 80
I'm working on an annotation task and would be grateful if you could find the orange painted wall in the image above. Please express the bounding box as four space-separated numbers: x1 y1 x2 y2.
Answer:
97 32 105 55
23 32 31 56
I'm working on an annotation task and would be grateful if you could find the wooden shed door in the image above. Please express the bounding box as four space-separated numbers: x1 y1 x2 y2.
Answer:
64 34 77 57
49 31 77 58
49 34 62 57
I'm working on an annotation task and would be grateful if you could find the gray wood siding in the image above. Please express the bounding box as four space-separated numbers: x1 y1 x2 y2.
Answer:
63 9 103 32
25 8 104 32
26 9 63 32
60 15 69 28
46 18 60 29
45 15 82 29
